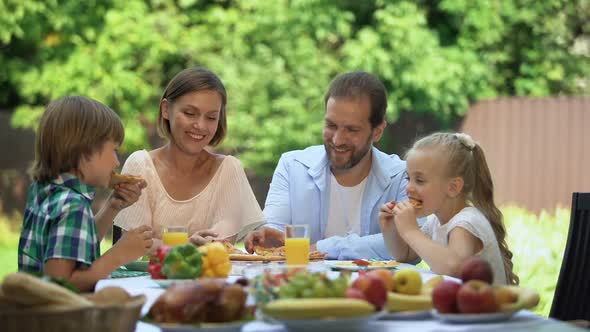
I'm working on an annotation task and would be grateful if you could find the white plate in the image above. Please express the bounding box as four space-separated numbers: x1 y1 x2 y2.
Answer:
153 278 229 288
327 261 400 272
380 310 431 320
263 311 384 332
152 279 193 288
147 320 248 332
431 309 519 323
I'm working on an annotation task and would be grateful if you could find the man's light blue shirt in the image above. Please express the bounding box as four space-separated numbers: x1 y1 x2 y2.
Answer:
263 145 415 260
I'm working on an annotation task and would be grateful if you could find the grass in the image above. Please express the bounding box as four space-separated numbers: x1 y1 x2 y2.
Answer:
0 206 569 317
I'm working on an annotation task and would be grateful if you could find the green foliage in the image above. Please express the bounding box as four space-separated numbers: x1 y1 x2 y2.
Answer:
2 0 588 175
0 212 21 281
0 212 20 247
503 206 569 317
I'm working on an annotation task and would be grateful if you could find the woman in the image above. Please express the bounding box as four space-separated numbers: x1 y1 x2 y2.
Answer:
115 67 265 247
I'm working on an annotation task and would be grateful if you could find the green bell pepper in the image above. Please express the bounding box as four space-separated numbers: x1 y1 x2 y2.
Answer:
162 244 204 279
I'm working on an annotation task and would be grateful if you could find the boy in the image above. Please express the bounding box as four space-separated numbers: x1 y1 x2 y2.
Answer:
18 96 153 291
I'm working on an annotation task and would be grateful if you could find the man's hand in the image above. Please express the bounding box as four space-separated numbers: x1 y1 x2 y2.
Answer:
189 230 219 246
110 180 148 211
244 227 285 253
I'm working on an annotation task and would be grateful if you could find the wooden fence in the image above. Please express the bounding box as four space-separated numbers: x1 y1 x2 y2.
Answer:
461 97 590 213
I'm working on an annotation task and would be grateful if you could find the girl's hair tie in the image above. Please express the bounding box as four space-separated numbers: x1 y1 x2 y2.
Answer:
454 133 476 151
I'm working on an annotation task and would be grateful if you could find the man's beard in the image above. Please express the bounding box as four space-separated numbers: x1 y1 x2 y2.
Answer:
325 132 373 171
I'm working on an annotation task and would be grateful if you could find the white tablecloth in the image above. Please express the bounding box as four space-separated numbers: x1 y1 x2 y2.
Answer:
96 262 568 332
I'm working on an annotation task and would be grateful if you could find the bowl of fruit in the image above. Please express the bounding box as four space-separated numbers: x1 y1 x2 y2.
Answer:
252 269 387 331
431 257 540 323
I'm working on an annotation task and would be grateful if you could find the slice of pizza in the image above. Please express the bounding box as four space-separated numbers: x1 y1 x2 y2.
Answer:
309 250 327 260
109 173 145 188
409 198 423 209
390 198 423 209
253 246 285 257
216 240 246 254
254 245 326 260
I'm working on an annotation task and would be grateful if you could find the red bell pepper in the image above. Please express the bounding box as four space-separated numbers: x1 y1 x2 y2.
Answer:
148 245 172 279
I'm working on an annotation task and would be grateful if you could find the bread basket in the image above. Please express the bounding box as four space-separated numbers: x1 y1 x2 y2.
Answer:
1 272 148 332
0 294 146 332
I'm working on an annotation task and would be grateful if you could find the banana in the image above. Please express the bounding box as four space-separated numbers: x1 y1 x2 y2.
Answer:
386 292 432 312
263 298 375 319
495 285 540 312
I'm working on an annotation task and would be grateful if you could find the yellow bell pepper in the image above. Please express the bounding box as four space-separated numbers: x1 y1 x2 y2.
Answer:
198 242 232 278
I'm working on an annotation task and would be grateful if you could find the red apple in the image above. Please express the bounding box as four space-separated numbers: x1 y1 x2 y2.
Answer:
367 269 395 292
345 287 367 301
351 274 387 310
432 280 461 313
457 280 499 313
460 257 494 284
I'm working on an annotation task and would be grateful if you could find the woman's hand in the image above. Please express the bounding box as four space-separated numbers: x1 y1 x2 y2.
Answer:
189 230 219 246
391 200 420 236
110 181 147 211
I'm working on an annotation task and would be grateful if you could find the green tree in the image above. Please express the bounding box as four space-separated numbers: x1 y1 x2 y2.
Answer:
2 0 588 176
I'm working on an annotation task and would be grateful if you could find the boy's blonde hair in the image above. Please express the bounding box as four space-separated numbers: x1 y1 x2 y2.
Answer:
29 96 124 182
408 132 519 285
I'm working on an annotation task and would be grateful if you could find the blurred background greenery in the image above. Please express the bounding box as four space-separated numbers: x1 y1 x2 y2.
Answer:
1 0 588 318
2 0 588 174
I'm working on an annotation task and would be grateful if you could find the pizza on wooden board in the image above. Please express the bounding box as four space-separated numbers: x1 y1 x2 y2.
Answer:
218 241 326 261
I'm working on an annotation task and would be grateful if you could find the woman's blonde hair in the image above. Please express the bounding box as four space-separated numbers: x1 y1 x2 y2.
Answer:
409 132 519 285
29 96 124 182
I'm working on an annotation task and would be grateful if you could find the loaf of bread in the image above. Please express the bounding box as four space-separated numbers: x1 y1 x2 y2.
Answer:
1 272 92 307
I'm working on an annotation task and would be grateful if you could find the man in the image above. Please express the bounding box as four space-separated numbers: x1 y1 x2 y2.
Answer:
245 71 412 259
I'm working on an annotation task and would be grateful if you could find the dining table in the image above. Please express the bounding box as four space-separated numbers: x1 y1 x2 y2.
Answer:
96 261 586 332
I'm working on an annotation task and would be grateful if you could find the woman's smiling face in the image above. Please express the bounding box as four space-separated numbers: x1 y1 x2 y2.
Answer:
162 89 222 155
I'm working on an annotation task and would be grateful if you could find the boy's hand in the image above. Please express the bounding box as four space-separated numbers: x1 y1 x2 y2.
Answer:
391 200 419 235
115 225 153 263
110 180 147 211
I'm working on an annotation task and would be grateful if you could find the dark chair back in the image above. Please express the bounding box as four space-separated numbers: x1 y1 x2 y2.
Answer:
112 225 123 245
550 192 590 321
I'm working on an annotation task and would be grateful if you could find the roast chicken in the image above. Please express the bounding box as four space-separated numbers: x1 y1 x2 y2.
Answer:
149 279 247 323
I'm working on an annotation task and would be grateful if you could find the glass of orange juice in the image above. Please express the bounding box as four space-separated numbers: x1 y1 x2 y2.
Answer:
162 226 189 246
285 224 310 265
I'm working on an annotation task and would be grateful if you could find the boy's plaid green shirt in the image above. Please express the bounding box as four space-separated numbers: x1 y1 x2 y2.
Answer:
18 173 101 273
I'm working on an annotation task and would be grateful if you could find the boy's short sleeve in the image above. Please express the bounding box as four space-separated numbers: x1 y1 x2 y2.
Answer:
44 199 99 268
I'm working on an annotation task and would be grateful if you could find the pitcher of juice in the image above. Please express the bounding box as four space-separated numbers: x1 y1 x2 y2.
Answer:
285 224 310 265
162 226 189 246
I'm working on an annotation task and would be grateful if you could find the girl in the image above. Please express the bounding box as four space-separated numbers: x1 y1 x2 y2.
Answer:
379 132 518 285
